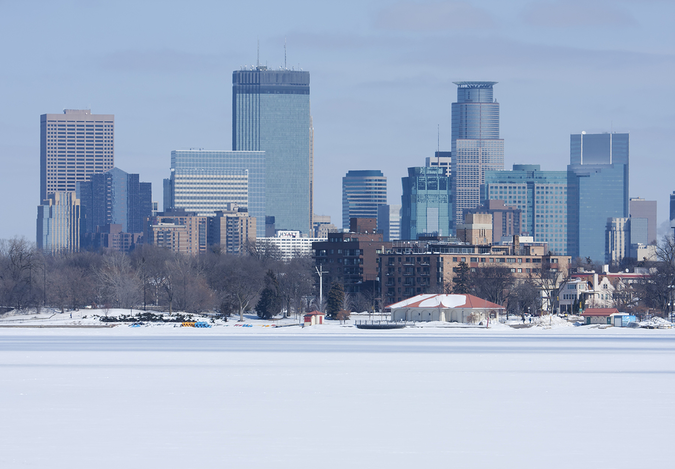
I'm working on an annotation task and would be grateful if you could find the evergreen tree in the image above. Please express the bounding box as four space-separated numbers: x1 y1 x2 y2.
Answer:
326 282 344 319
452 261 471 294
256 270 282 319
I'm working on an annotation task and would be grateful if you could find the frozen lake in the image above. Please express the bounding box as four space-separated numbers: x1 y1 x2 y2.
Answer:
1 329 674 468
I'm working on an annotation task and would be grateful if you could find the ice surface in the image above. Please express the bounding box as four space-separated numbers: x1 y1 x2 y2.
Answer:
1 324 674 468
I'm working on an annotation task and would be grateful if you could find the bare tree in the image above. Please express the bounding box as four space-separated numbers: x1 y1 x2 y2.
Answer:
0 237 41 311
97 252 141 309
471 266 514 306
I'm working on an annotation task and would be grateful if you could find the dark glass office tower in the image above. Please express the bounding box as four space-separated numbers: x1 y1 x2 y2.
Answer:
342 170 387 229
568 133 629 262
451 81 504 230
232 66 311 235
77 167 152 237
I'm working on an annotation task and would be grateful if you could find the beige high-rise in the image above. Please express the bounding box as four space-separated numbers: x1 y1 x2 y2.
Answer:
40 109 114 201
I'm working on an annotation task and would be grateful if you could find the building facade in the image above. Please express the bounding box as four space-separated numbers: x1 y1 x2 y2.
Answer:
377 204 401 242
256 230 325 261
232 66 312 234
401 167 453 240
451 82 504 228
168 150 266 237
483 164 570 255
207 206 257 255
425 151 452 177
145 211 208 255
40 110 114 202
629 197 657 245
466 200 521 245
36 191 81 253
77 167 152 249
568 133 629 262
342 170 387 229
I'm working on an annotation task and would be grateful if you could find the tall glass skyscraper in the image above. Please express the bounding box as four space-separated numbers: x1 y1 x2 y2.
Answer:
568 133 629 262
451 82 504 230
401 167 453 240
342 170 387 229
232 66 312 235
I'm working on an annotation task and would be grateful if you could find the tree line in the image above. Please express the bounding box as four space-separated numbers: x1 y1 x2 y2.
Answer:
0 237 315 318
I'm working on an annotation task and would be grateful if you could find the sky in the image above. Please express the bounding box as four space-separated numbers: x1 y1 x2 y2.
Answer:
1 0 673 241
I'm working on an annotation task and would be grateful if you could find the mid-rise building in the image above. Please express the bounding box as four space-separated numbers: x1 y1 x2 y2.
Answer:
466 200 521 245
207 206 257 255
232 66 312 234
568 132 629 262
380 239 569 306
167 150 266 236
40 110 114 202
671 191 675 239
484 164 570 254
36 191 81 253
342 170 387 229
629 197 657 245
313 219 392 295
256 230 325 261
401 167 453 240
451 82 504 227
145 211 208 255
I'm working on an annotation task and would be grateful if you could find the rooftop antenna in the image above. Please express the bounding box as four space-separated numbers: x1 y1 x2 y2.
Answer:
256 39 260 68
284 37 287 69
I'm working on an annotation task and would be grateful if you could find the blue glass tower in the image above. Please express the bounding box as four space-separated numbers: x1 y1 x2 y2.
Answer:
232 66 311 235
77 167 152 236
568 133 629 262
451 81 504 229
342 170 387 229
401 167 453 240
484 165 572 255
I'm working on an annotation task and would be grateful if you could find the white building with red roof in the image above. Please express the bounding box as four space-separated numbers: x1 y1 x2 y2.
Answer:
388 294 505 323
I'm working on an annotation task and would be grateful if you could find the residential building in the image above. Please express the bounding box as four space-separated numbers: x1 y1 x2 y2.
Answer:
568 132 629 262
77 167 152 250
36 191 81 253
466 200 521 245
379 238 570 306
313 219 392 296
167 150 265 236
377 204 401 242
629 197 657 245
85 224 143 252
451 82 504 227
232 66 312 234
207 205 257 255
145 211 208 255
401 166 453 240
483 164 570 254
342 170 387 229
40 109 114 202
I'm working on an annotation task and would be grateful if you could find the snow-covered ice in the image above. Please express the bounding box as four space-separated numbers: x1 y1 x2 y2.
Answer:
1 318 674 468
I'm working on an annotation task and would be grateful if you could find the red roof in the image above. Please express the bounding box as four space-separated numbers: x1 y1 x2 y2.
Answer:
583 308 620 316
304 311 325 317
387 293 504 310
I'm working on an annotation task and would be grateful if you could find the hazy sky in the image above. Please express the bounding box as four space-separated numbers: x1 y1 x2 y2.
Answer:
1 0 673 240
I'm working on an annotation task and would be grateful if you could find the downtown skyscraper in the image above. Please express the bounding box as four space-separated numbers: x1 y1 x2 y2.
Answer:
451 82 504 230
40 109 114 202
232 65 312 235
568 132 629 262
342 170 387 229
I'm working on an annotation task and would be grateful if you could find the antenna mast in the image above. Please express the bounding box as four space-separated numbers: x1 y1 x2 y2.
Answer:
284 37 287 69
257 39 260 68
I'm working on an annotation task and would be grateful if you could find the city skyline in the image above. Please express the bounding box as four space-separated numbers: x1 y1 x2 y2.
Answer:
1 0 673 241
